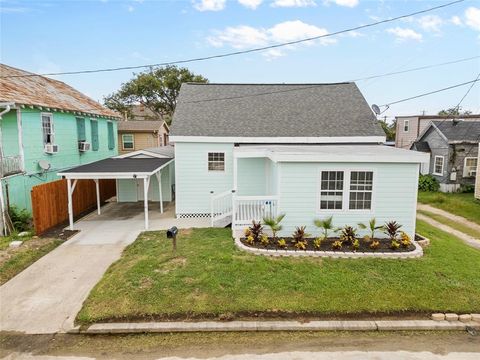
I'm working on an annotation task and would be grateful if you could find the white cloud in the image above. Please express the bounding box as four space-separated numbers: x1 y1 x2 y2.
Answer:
465 7 480 31
450 15 462 26
271 0 316 8
238 0 262 9
208 20 335 59
127 5 134 12
418 15 443 32
327 0 359 8
386 27 422 42
193 0 226 11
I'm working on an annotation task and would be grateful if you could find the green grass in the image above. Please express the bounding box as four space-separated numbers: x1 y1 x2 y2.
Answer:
77 222 480 324
418 191 480 225
0 239 63 285
417 210 480 239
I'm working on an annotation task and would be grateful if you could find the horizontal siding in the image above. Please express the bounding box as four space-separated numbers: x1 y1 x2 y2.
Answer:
175 143 233 214
278 162 419 238
237 158 267 196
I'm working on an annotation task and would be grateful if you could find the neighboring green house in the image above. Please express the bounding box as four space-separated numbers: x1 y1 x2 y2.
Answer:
170 83 428 238
0 64 120 230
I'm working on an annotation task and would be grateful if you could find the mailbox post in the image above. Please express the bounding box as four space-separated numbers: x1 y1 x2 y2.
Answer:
167 226 178 253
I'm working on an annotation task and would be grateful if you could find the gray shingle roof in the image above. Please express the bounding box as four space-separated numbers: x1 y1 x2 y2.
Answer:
118 120 165 132
170 83 384 138
433 120 480 142
61 158 172 174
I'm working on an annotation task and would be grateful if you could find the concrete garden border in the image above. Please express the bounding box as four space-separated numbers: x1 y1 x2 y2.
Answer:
234 237 424 259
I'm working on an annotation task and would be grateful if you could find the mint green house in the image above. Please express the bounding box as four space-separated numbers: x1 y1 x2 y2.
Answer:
0 64 120 231
170 83 428 238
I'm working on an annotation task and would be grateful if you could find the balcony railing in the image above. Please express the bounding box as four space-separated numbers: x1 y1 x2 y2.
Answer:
233 195 279 230
0 155 22 177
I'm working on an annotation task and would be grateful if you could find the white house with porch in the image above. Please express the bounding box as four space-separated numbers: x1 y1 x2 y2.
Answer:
170 83 428 238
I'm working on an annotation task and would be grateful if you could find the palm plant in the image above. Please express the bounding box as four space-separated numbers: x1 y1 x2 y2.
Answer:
262 213 285 242
384 221 402 241
313 216 335 239
358 218 385 241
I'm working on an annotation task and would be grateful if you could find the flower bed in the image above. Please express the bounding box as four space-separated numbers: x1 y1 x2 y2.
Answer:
239 236 416 253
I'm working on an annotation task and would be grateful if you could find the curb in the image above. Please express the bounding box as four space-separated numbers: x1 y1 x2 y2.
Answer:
81 319 480 334
234 238 424 259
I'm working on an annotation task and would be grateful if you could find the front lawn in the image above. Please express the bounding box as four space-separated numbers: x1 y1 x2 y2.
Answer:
77 222 480 324
418 191 480 225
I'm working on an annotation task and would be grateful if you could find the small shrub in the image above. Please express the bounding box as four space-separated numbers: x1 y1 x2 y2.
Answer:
245 235 255 245
313 216 336 239
291 226 309 244
260 234 270 247
418 174 440 192
295 240 307 250
459 184 474 193
244 228 252 237
339 226 358 245
313 237 323 250
399 231 411 248
8 206 32 232
370 240 380 250
277 238 287 249
351 239 360 251
390 240 400 250
248 221 263 242
358 218 384 240
263 213 285 242
332 240 342 250
384 221 402 241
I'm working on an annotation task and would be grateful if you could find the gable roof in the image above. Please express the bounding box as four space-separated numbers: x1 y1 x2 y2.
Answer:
419 120 480 143
0 64 119 118
118 120 166 132
411 141 431 152
170 83 385 141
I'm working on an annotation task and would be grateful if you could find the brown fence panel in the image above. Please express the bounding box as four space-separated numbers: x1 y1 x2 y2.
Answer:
31 179 116 235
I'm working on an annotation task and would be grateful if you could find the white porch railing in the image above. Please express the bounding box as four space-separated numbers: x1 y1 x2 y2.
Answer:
0 155 22 178
210 190 233 227
233 195 279 230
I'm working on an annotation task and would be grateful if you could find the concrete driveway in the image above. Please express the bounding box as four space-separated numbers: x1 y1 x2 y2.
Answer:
0 201 209 334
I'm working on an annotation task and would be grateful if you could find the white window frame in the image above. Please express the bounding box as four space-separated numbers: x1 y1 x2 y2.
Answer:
348 170 374 211
317 169 375 214
41 112 54 146
433 156 444 176
403 120 409 132
463 157 478 177
207 152 226 172
122 134 135 150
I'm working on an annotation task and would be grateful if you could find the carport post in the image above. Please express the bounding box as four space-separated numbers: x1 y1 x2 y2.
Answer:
155 171 163 213
94 179 101 215
67 178 77 231
143 176 151 230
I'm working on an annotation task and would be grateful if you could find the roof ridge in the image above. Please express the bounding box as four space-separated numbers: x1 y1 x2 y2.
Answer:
184 82 354 86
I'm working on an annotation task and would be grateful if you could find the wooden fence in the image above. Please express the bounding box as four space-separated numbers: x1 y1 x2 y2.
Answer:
31 179 116 235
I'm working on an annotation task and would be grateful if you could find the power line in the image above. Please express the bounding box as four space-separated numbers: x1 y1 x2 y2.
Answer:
349 55 480 82
0 0 466 79
380 78 480 107
454 72 480 110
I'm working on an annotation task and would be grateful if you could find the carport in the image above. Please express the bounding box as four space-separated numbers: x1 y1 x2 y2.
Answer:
58 153 174 231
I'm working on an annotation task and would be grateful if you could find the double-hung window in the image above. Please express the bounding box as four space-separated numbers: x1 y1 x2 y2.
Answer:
122 134 134 150
319 170 374 212
403 120 409 132
208 152 225 171
42 113 54 145
463 157 478 177
349 171 373 210
433 156 444 176
319 171 344 210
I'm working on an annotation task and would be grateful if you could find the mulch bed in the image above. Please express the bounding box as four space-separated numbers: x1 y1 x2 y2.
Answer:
240 237 416 253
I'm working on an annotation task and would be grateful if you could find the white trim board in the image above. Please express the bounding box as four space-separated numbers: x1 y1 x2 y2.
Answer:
170 136 386 144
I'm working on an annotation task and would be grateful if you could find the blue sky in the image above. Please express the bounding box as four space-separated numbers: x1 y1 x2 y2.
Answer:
1 0 479 120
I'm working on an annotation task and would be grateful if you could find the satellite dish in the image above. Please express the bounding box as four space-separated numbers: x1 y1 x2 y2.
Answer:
371 104 381 115
38 160 51 171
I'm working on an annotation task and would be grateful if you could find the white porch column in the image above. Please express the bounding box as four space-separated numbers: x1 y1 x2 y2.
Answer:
233 154 238 191
94 179 101 215
143 176 151 230
155 171 163 213
232 154 238 234
67 179 77 231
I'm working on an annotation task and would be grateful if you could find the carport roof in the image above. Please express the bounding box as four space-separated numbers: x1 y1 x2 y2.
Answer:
58 157 173 179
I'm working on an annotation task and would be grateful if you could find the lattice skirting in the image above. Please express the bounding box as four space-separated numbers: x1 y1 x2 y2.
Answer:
177 213 211 219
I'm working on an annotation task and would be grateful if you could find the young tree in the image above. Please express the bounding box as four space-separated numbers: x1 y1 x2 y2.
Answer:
438 107 472 116
104 65 208 124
